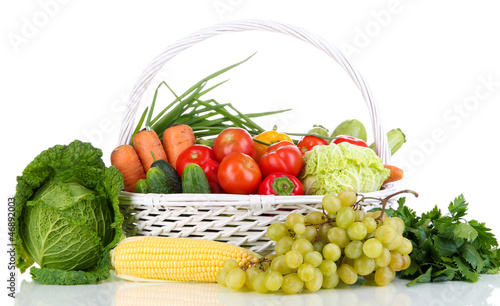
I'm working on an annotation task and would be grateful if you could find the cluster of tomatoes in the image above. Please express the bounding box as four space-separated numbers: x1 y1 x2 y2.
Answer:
174 127 304 195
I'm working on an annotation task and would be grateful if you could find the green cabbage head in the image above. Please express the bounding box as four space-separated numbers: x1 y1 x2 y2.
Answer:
300 142 390 195
14 140 124 285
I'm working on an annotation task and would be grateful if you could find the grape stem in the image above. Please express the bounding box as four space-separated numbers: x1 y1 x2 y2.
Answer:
354 190 419 222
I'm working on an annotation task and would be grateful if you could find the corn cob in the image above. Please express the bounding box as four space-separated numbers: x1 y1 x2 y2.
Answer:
110 236 261 282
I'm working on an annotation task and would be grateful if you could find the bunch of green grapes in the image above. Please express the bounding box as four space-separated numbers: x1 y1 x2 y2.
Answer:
216 189 412 294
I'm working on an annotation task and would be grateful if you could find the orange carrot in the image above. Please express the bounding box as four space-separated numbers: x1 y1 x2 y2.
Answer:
383 165 404 184
162 123 196 169
133 129 168 172
111 145 146 192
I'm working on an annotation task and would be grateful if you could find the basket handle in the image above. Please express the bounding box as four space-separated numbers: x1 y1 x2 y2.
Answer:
118 19 391 164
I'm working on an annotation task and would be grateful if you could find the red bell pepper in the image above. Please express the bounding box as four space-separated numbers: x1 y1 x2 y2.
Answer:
332 135 369 147
259 141 303 178
258 172 304 196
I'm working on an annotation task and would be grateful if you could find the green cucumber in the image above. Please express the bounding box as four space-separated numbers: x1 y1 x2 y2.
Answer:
151 159 182 193
146 167 175 194
181 164 211 194
135 179 150 193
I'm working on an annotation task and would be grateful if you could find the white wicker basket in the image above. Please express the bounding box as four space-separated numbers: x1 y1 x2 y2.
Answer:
117 19 396 253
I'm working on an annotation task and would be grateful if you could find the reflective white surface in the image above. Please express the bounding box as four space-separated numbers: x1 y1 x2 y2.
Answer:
14 273 500 306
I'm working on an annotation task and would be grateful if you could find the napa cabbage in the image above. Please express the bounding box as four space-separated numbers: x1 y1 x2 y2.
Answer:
300 142 390 195
14 140 124 285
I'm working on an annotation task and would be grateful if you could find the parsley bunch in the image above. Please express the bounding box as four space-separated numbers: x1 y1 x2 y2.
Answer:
386 195 500 286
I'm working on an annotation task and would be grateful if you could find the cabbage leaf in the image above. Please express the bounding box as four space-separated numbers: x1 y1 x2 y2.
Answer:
14 140 124 285
300 142 390 195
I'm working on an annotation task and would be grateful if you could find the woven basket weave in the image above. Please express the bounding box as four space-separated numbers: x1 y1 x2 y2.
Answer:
117 19 395 253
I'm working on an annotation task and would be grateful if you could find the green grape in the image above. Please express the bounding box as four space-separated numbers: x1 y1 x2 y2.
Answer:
362 217 377 234
338 264 358 285
245 266 262 290
319 223 333 242
338 189 357 207
261 253 276 271
363 238 384 258
252 272 269 293
304 268 323 291
354 209 366 222
264 270 283 291
296 225 318 241
267 222 289 241
284 250 303 269
374 225 397 244
281 273 304 294
291 238 314 256
226 268 246 290
322 194 342 214
294 223 306 235
374 248 391 267
383 217 405 235
223 258 239 271
304 251 323 267
216 268 228 287
388 251 405 271
322 243 342 261
327 227 350 248
305 210 325 225
297 263 316 281
322 272 339 289
374 266 393 286
318 259 337 276
271 255 293 275
353 254 376 276
402 254 411 270
395 237 413 255
312 239 326 253
347 222 368 240
384 233 403 251
336 206 355 229
286 213 305 229
275 236 294 256
344 240 363 259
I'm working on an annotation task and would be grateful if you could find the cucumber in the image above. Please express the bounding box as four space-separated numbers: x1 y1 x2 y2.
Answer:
151 159 182 193
181 164 211 194
146 167 175 194
135 179 150 193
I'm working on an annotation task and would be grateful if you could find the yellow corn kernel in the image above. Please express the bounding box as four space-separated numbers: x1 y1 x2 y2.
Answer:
111 237 261 282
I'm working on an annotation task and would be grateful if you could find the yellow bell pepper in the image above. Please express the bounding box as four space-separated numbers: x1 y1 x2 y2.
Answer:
253 128 293 162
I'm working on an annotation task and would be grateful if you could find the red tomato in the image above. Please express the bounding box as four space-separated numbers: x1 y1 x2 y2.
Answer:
213 128 255 162
297 136 329 156
259 141 303 178
258 172 304 196
175 144 217 177
218 152 262 194
332 135 368 147
200 159 224 193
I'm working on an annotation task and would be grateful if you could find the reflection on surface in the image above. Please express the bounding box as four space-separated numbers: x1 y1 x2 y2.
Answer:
14 274 500 306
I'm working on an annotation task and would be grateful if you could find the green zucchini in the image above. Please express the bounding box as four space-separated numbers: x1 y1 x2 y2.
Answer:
151 159 182 193
181 164 211 194
146 167 175 194
135 179 150 193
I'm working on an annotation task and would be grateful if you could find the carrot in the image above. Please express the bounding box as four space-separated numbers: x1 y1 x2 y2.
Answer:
111 145 146 192
383 165 404 184
133 129 168 172
162 123 196 169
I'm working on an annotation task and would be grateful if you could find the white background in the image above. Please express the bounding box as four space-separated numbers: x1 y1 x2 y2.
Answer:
1 0 500 304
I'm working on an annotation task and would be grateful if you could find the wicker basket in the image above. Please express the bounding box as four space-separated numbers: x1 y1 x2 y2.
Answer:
117 19 396 253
